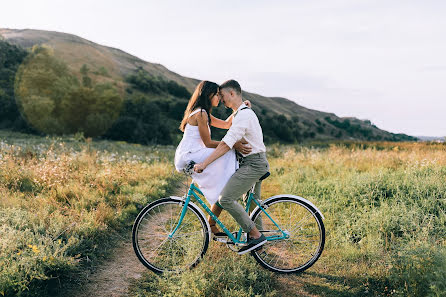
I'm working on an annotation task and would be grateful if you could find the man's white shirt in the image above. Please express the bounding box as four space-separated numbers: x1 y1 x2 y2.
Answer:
222 103 266 156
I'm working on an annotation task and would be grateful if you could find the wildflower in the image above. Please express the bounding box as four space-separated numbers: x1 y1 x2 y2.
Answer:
28 244 40 254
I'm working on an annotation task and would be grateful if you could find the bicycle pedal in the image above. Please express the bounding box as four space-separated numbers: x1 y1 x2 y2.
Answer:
213 237 228 243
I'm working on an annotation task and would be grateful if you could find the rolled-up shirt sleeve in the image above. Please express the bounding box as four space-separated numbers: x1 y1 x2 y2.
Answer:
222 115 249 149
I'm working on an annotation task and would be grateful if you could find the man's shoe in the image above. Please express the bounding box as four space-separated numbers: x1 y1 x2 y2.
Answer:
237 234 267 255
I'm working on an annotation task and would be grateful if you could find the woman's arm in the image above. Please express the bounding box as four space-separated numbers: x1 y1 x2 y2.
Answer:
209 100 252 129
210 114 234 129
197 111 220 148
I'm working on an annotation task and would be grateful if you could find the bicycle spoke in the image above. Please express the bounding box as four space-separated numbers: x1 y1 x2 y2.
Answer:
169 205 183 233
288 212 314 234
133 200 209 273
175 216 193 232
157 205 169 234
172 230 203 238
148 237 169 261
251 198 324 273
138 231 168 237
142 208 168 233
169 204 174 232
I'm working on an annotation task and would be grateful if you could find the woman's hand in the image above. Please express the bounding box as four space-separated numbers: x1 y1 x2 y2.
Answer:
234 139 252 155
244 100 252 108
194 162 207 173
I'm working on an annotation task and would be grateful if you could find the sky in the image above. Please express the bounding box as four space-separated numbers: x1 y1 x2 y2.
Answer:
1 0 445 137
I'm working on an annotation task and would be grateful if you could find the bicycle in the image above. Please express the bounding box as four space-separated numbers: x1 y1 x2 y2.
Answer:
132 162 325 274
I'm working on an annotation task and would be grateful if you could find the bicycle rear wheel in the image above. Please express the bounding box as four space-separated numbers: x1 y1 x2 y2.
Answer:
132 198 210 273
250 196 325 273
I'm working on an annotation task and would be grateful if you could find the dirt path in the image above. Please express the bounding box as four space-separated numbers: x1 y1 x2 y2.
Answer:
65 231 147 297
63 185 185 297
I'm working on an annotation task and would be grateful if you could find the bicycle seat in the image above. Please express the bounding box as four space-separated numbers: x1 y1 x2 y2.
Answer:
259 172 270 181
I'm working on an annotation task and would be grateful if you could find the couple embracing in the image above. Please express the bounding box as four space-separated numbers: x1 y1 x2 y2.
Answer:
174 79 269 255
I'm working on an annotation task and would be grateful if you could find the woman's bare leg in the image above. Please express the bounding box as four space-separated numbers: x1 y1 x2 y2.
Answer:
209 204 223 233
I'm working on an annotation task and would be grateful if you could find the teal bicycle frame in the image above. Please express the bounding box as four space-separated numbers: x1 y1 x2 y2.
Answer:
168 183 290 244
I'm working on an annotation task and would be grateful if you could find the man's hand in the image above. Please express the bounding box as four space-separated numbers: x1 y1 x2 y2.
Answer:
243 100 252 108
194 162 207 173
234 139 252 155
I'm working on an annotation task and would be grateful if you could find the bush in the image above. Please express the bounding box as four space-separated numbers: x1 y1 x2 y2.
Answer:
14 46 123 137
390 244 446 296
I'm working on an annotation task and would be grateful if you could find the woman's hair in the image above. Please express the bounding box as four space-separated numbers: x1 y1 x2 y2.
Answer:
179 80 219 132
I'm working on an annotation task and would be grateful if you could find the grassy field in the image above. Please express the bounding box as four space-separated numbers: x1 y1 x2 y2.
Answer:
1 132 445 296
268 142 446 296
0 131 176 296
131 142 446 297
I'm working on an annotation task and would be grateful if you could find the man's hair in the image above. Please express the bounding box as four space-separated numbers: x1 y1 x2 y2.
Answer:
219 79 241 95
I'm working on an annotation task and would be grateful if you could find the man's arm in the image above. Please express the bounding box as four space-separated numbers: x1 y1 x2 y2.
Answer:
193 142 230 173
233 137 251 155
194 109 251 173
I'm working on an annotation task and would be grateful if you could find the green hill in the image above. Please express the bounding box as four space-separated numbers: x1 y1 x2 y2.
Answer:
0 28 416 143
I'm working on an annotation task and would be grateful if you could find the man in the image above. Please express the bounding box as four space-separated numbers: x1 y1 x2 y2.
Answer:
194 79 269 255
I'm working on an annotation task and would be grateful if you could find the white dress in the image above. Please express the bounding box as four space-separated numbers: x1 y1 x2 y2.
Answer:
174 109 238 205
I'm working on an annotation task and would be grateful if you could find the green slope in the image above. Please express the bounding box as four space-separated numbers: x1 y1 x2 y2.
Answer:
0 28 416 142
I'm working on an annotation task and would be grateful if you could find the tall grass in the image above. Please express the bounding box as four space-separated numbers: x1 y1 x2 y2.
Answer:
2 134 445 296
0 131 175 296
267 143 446 296
132 142 445 297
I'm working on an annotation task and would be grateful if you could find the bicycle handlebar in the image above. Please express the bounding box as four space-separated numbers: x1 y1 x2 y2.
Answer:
183 161 196 176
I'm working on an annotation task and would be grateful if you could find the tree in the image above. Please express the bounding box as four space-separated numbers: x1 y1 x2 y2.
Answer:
14 46 123 137
0 40 29 129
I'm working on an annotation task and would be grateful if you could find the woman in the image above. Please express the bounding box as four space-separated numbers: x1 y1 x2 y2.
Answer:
174 80 251 236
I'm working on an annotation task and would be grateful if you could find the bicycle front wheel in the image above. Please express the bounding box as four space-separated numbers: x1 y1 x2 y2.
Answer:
250 196 325 273
132 198 210 274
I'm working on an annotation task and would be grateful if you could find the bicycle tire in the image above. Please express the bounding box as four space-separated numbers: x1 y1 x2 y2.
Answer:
250 196 325 273
132 197 210 274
